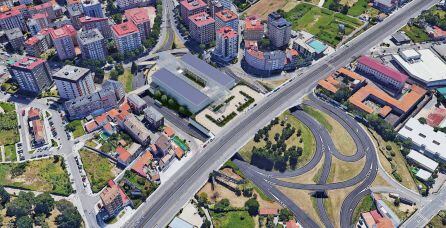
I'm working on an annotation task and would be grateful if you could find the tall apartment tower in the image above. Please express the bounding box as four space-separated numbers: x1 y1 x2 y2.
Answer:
82 0 104 18
8 57 53 94
77 28 107 61
53 65 95 100
267 12 291 48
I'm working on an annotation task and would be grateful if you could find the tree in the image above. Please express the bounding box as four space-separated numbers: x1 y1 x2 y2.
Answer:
55 200 82 228
115 63 124 75
109 69 119 80
279 208 293 221
394 198 400 206
106 56 114 64
161 95 168 104
259 38 270 49
34 193 55 215
131 61 138 74
111 13 122 23
168 98 176 108
418 117 427 125
197 192 209 207
154 90 162 99
0 186 10 206
214 198 230 212
6 197 32 217
245 198 259 216
16 215 33 228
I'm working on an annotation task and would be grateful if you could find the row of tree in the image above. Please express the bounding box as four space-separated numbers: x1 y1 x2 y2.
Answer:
0 187 82 228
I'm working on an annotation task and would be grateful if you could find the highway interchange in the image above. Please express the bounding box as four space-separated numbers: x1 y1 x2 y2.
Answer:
126 0 439 227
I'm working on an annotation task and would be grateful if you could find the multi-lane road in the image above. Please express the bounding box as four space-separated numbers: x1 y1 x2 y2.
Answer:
128 0 438 227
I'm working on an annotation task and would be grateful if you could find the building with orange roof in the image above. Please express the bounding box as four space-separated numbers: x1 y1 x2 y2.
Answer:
25 35 49 57
124 7 151 41
174 146 184 159
28 107 40 120
317 68 366 94
214 26 238 62
360 212 376 228
375 217 395 228
215 9 238 31
349 84 426 126
428 26 446 41
30 119 46 145
164 126 175 138
84 120 99 133
116 146 132 164
100 180 130 218
244 15 264 41
0 8 26 31
180 0 207 24
188 12 215 45
285 220 300 228
28 2 55 20
131 150 154 178
259 208 278 216
51 25 77 60
112 21 142 54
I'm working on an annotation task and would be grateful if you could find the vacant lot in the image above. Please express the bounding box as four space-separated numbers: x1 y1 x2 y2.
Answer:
238 110 316 170
326 184 358 228
211 211 255 228
0 156 72 195
80 149 117 193
66 120 86 139
284 3 363 46
245 0 299 20
0 102 19 146
4 144 16 162
352 195 376 224
119 69 134 92
302 105 356 156
401 25 430 43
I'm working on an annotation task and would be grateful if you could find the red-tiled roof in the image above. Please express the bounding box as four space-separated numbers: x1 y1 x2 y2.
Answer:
85 121 99 133
112 21 139 37
357 56 408 83
180 0 206 11
103 122 113 132
216 26 238 39
79 16 108 23
32 13 48 19
30 2 52 11
95 113 109 125
25 37 40 46
0 8 20 20
164 126 175 137
259 208 278 215
50 25 77 40
215 9 238 22
28 107 40 119
188 12 214 27
285 220 300 228
245 15 263 31
13 57 46 70
116 146 131 162
131 151 154 178
370 210 382 222
124 7 150 24
32 119 45 142
174 147 184 159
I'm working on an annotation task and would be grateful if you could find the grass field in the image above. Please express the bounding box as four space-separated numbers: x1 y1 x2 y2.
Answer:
118 69 134 93
211 211 255 228
0 156 72 195
302 105 356 156
367 129 417 191
244 0 299 20
66 120 86 139
0 102 19 146
80 149 116 193
238 110 316 169
4 144 16 162
428 210 446 227
284 3 363 46
352 195 376 224
401 25 430 43
347 0 368 16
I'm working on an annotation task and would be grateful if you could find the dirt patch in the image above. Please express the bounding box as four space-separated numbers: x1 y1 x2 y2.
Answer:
221 168 243 181
279 155 324 184
277 186 324 227
371 174 392 188
326 183 359 228
245 0 299 20
328 156 365 183
198 182 281 210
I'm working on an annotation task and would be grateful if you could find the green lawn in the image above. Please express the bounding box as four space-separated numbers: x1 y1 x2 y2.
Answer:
429 210 446 227
80 149 116 193
302 105 333 131
401 25 430 43
347 0 368 16
238 110 316 170
284 3 363 46
0 156 73 196
4 144 16 162
66 120 86 138
0 102 19 146
120 171 159 208
118 69 134 93
211 211 255 228
0 102 15 112
352 195 376 224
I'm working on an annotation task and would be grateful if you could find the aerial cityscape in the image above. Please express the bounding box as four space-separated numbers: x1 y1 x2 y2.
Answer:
0 0 446 227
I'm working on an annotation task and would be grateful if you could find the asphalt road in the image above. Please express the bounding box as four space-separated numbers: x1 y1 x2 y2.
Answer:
130 1 438 227
235 94 378 227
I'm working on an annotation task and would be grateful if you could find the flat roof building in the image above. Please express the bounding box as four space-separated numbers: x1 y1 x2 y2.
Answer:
124 7 152 41
180 53 235 89
152 68 212 113
399 117 446 162
77 28 107 61
215 9 238 31
112 21 142 54
392 49 446 88
188 12 215 45
8 56 53 94
267 12 291 48
407 150 438 172
53 65 95 100
244 15 264 41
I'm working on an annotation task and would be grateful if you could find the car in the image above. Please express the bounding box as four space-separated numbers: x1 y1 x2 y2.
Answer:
17 143 22 147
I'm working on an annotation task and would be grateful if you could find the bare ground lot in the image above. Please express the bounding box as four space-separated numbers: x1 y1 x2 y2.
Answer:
244 0 300 20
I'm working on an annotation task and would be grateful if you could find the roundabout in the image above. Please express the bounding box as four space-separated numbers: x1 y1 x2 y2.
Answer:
234 94 378 227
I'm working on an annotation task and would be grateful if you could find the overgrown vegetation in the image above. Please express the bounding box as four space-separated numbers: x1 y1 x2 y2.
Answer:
206 112 238 127
0 102 19 146
119 171 159 208
79 149 116 193
153 89 192 117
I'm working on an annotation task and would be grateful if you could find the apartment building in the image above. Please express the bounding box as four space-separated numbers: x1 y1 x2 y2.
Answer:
267 12 291 48
100 180 125 218
77 28 107 60
215 9 238 31
188 12 215 44
0 8 26 31
65 80 124 119
50 25 77 60
119 114 151 145
214 26 238 62
180 0 207 25
112 21 142 54
80 16 112 39
243 15 264 41
53 65 95 100
81 0 103 18
25 34 49 57
8 57 53 94
124 7 151 41
28 2 55 20
67 3 84 29
5 27 24 51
